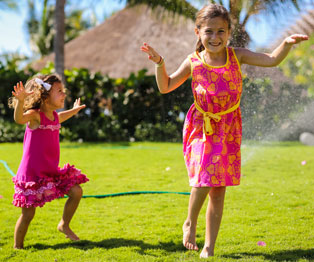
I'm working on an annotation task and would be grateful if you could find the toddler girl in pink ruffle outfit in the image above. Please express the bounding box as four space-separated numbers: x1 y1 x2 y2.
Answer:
8 74 89 249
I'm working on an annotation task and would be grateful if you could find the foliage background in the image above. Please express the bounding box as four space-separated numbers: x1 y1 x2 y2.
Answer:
0 53 310 143
280 35 314 96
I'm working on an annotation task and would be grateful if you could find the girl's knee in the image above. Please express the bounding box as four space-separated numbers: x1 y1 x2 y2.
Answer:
68 185 83 198
210 187 226 200
21 207 36 222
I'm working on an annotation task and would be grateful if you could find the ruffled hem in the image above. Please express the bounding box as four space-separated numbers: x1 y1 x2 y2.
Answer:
12 163 89 208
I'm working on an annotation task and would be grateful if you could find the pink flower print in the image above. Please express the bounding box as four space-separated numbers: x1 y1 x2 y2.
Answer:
301 160 306 165
257 241 266 246
0 195 3 199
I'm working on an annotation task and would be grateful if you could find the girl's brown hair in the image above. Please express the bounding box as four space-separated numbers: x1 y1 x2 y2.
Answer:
195 4 231 53
8 74 62 112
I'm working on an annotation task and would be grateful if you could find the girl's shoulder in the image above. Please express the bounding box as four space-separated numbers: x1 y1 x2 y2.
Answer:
25 109 41 129
231 47 251 65
24 109 40 121
187 52 203 67
232 47 242 55
188 51 201 60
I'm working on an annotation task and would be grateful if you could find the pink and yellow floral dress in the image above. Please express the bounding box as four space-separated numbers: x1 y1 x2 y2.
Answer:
13 111 89 208
183 47 242 187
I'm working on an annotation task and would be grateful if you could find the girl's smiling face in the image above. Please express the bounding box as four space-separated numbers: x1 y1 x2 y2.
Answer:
45 82 66 109
195 16 230 53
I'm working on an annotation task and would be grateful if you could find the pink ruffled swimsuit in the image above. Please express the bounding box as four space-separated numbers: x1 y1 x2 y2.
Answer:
13 111 89 208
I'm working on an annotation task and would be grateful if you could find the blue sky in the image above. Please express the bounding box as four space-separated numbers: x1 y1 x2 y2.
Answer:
0 0 311 57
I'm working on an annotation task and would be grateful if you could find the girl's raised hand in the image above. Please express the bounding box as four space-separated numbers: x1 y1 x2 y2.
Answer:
140 42 162 64
72 98 86 113
12 82 33 102
285 34 309 45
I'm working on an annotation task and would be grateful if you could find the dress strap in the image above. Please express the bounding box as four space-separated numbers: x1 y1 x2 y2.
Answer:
188 52 203 75
229 47 242 76
53 111 59 124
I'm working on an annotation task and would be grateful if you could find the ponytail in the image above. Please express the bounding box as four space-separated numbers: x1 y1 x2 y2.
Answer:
196 38 205 53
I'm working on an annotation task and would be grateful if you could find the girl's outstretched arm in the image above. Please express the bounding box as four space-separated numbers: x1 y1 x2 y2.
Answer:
235 34 308 67
140 43 191 94
58 98 86 123
12 82 40 126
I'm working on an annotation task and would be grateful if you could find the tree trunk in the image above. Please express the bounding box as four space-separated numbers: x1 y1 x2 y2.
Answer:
229 0 250 47
229 23 250 47
54 0 66 83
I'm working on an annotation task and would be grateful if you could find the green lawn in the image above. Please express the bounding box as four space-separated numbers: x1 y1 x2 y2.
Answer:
0 142 313 262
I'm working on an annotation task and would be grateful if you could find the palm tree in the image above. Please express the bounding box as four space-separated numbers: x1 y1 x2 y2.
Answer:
26 0 53 56
126 0 198 19
26 0 93 56
225 0 303 47
54 0 65 82
26 0 94 82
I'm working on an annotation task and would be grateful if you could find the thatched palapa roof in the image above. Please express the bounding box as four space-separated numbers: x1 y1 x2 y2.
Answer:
32 4 302 88
32 5 196 78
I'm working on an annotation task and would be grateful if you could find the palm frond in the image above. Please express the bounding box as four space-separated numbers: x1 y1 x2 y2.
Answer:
124 0 198 20
259 0 301 15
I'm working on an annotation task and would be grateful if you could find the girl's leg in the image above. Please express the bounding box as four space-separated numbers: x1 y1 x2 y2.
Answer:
183 187 210 250
57 184 83 241
14 207 36 249
200 186 226 258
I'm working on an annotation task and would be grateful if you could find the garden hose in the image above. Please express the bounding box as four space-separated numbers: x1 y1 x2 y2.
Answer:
0 160 190 198
0 160 16 177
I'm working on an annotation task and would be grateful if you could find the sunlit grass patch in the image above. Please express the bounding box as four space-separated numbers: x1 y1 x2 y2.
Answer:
0 142 313 261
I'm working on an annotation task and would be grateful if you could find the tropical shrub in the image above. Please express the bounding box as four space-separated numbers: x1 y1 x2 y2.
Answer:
0 60 309 142
280 34 314 96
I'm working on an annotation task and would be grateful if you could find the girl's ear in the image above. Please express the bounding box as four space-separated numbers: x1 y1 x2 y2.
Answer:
195 27 200 37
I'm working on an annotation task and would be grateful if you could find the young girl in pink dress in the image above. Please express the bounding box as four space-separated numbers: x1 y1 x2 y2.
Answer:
141 4 308 258
8 74 89 249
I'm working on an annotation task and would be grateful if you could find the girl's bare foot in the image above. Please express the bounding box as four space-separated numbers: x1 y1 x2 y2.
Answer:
13 245 24 249
200 246 214 258
182 220 198 250
57 223 80 241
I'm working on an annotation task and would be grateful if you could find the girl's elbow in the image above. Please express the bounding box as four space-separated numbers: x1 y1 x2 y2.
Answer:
15 119 24 125
14 116 26 125
158 85 169 94
268 62 280 67
268 56 281 67
159 89 169 94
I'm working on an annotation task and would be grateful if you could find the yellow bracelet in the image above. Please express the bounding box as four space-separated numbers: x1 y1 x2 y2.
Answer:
155 57 164 68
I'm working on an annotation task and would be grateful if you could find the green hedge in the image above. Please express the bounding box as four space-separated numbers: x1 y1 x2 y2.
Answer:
0 61 309 142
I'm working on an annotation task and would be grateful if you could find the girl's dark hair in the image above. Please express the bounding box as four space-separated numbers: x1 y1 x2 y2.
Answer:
8 73 62 112
195 4 231 53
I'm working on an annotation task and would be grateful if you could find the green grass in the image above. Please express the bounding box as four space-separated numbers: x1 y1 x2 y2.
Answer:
0 141 313 262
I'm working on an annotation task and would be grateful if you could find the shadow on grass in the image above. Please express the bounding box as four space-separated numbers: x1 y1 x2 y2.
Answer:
29 238 186 254
222 248 314 261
